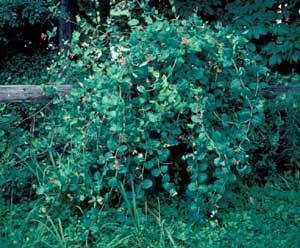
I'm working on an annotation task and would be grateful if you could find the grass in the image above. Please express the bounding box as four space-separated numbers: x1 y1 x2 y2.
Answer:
1 176 300 248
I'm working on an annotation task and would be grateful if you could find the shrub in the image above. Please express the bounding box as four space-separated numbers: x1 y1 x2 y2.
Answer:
22 15 267 219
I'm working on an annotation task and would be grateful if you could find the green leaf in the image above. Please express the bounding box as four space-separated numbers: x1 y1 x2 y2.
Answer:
128 19 139 26
269 54 282 66
142 179 153 189
151 169 160 177
188 182 198 192
158 149 170 162
145 160 154 170
137 85 145 93
212 131 222 142
94 171 101 180
118 145 128 154
197 152 206 160
239 109 251 122
109 123 122 132
160 166 168 173
97 156 106 165
213 181 225 194
230 79 241 89
190 103 201 113
108 177 118 187
191 115 201 123
291 51 300 63
228 173 237 182
199 162 208 171
0 144 5 153
107 137 118 152
214 157 221 167
36 186 45 195
169 188 178 197
145 16 153 24
69 184 78 191
0 130 4 137
102 96 110 104
198 173 207 183
148 112 159 123
72 31 80 42
252 114 264 127
162 174 170 183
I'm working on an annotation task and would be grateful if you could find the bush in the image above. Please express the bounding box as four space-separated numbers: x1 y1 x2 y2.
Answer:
14 15 267 219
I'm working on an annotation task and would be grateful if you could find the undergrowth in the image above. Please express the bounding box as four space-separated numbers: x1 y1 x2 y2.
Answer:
1 176 300 248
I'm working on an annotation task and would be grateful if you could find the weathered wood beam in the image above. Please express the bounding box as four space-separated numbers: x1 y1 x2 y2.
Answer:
0 85 72 103
261 85 300 98
0 84 300 103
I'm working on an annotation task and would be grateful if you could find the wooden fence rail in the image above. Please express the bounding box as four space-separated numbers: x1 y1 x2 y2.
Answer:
0 85 72 103
0 84 300 103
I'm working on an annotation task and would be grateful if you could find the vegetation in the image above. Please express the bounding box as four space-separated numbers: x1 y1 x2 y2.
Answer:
1 177 300 247
1 0 300 247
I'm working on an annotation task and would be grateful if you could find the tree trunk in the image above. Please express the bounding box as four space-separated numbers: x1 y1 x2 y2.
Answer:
98 0 110 26
59 0 78 50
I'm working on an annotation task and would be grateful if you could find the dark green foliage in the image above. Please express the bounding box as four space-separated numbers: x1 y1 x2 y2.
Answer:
0 0 50 28
225 0 300 72
1 1 300 245
163 0 300 73
249 74 300 179
17 15 267 218
1 179 300 247
0 52 53 84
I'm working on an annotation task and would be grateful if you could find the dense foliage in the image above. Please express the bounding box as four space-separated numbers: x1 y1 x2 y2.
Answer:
19 16 266 220
1 0 300 246
1 177 300 247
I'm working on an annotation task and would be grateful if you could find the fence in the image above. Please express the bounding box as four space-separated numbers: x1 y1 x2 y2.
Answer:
0 84 299 103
